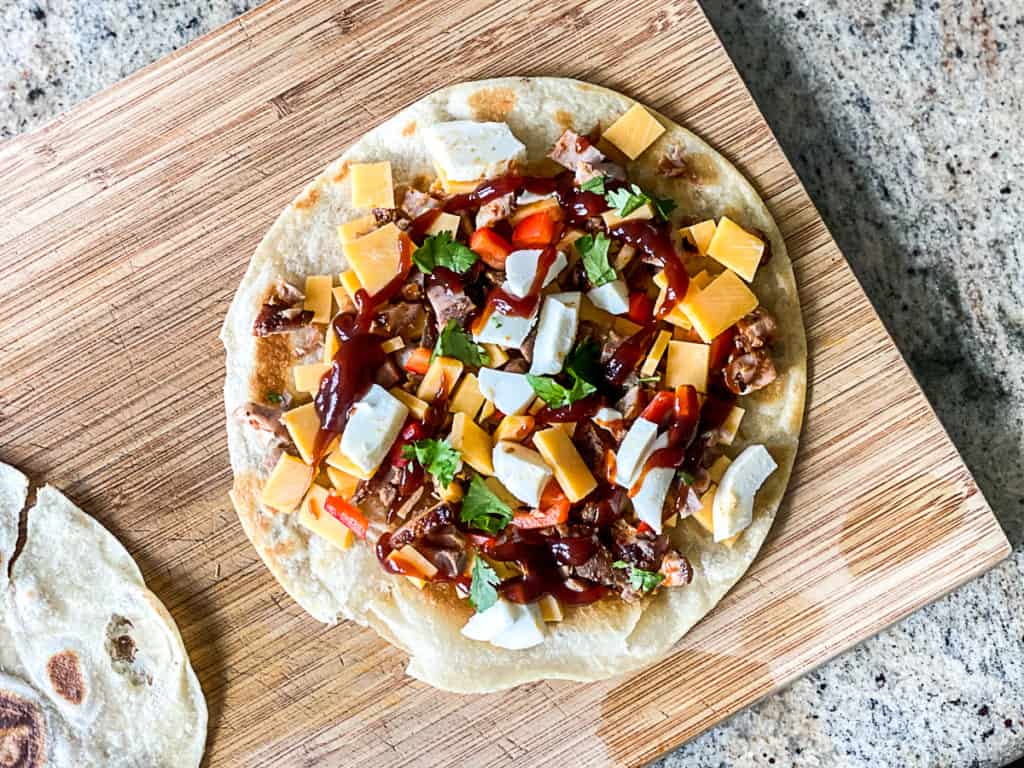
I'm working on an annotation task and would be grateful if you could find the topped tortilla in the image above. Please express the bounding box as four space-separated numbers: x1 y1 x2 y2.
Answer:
221 77 806 693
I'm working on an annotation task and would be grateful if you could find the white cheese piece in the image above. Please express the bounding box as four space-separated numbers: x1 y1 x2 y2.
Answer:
422 121 527 182
504 249 568 298
615 418 659 487
529 292 581 375
592 407 624 431
586 279 630 315
473 310 536 349
339 384 409 475
492 441 553 507
461 599 545 650
461 598 517 642
712 444 777 542
478 368 536 416
631 434 672 533
517 190 556 205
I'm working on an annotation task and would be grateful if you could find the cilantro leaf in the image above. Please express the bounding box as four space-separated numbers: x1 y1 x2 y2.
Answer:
605 184 676 221
677 470 695 485
402 438 462 488
461 475 513 534
265 390 282 404
432 319 490 367
576 232 616 287
412 232 478 275
612 560 665 593
652 195 677 220
580 176 605 195
469 557 500 613
637 375 661 384
565 340 602 387
526 373 596 409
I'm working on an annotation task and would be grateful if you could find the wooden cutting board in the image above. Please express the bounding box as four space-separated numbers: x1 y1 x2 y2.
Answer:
0 0 1009 765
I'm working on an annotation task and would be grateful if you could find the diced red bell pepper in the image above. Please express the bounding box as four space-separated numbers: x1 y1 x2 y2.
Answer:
708 325 737 373
466 532 497 552
627 292 654 324
511 211 558 247
636 520 656 536
324 495 369 539
389 419 428 466
640 390 676 426
470 227 513 268
511 480 570 529
674 384 700 420
404 347 432 375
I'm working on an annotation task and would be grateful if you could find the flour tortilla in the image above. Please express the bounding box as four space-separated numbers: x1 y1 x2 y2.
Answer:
221 77 806 692
0 463 207 767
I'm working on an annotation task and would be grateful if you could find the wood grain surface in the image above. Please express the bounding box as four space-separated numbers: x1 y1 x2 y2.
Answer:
0 0 1009 765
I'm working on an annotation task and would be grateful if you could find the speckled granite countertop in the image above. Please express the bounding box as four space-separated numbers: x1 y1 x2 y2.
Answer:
2 1 1021 766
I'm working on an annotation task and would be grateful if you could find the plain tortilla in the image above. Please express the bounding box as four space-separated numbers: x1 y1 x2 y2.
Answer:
0 463 208 767
221 77 807 693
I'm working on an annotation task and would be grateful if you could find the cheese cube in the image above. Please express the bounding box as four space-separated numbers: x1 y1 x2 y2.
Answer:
297 484 354 550
692 486 717 534
593 407 624 433
613 243 637 270
350 161 394 209
665 340 710 392
601 104 666 160
717 406 745 446
601 202 654 229
292 363 330 395
533 427 597 503
538 594 563 623
325 445 375 481
504 249 567 298
706 217 765 282
478 399 496 422
339 384 409 475
380 336 405 354
632 465 675 534
551 421 577 438
449 373 486 419
492 441 553 507
529 292 581 375
586 279 630 315
303 275 333 323
343 223 407 297
422 121 526 182
615 418 659 487
640 330 673 377
339 270 363 303
686 270 759 342
337 215 377 244
332 285 355 315
683 219 716 256
450 412 493 475
462 598 545 650
484 476 522 509
325 466 360 500
713 445 776 542
509 197 562 226
478 368 536 416
493 414 535 443
389 387 430 421
481 343 509 368
388 544 439 579
426 211 462 237
261 453 314 512
707 455 733 484
281 402 321 464
473 310 537 349
579 296 643 337
417 355 464 402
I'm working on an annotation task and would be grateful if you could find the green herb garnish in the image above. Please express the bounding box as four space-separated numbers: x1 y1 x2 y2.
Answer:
461 475 514 534
576 232 616 287
265 391 282 404
469 557 501 613
580 176 606 195
613 560 665 593
402 438 462 488
412 231 478 275
677 470 695 486
526 373 596 409
605 184 675 221
432 319 490 366
637 375 661 384
565 340 602 387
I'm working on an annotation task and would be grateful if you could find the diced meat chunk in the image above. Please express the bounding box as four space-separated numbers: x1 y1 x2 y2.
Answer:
725 350 778 395
549 130 605 181
735 308 777 352
475 192 514 230
615 385 647 422
426 282 476 331
373 358 403 389
400 187 441 219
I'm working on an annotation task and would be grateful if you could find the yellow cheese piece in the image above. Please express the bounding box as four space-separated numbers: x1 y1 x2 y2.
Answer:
664 513 678 528
684 220 717 256
653 269 707 329
613 315 643 337
380 336 405 354
509 197 561 226
706 217 764 282
478 399 496 422
601 104 666 160
551 421 577 438
533 427 597 503
331 285 354 315
438 479 464 503
337 215 377 244
325 466 360 500
558 227 587 255
707 455 732 484
450 412 493 476
528 397 545 416
281 402 322 464
640 330 673 377
417 355 464 402
484 476 522 510
388 544 439 579
448 373 485 419
482 343 509 368
426 211 462 237
613 243 637 271
666 340 710 392
262 453 314 512
691 485 738 547
322 325 339 365
292 363 330 395
297 484 354 551
579 298 643 337
303 275 333 324
350 161 394 209
437 169 481 194
339 270 363 303
601 201 654 229
686 270 759 342
325 444 375 481
538 594 563 623
493 414 535 443
717 406 745 446
343 223 405 297
387 388 429 422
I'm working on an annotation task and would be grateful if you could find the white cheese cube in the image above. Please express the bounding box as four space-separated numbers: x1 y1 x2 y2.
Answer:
586 279 630 315
529 292 581 375
631 441 674 536
593 407 624 431
504 249 568 298
339 384 409 475
461 598 517 641
490 602 545 650
422 121 526 183
478 368 536 416
492 441 553 507
713 444 777 542
615 418 659 487
473 310 536 349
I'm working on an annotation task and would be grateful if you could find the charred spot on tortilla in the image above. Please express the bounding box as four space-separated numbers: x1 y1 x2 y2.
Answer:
0 689 46 768
467 87 516 122
46 651 85 706
554 109 574 131
294 186 321 211
657 145 720 187
402 121 417 137
105 614 155 687
331 160 351 183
